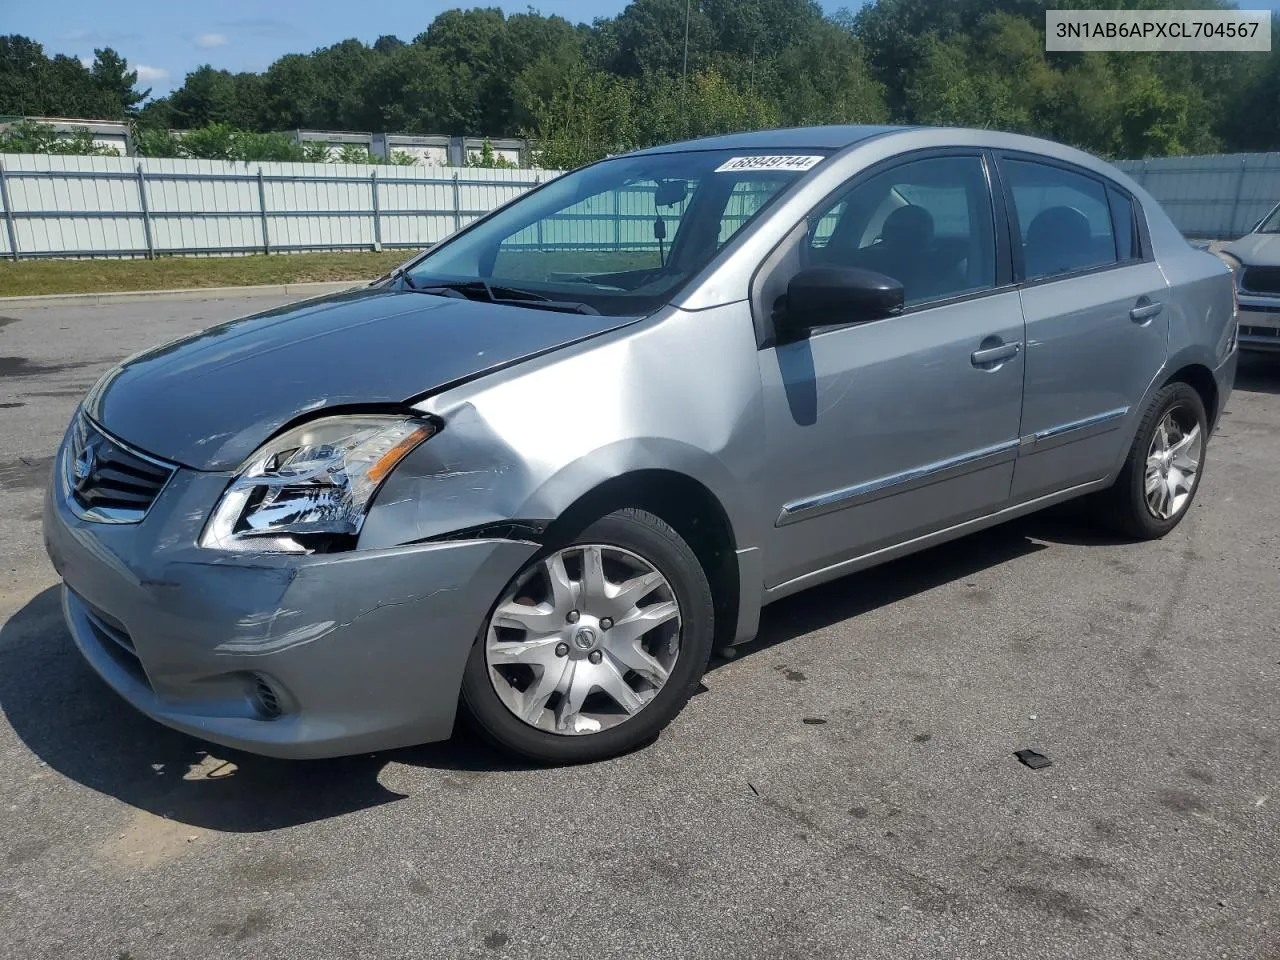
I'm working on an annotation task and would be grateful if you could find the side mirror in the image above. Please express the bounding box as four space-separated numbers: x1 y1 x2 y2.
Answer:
776 266 904 341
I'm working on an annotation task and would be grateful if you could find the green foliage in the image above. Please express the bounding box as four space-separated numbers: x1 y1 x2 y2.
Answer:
166 66 263 130
134 125 305 162
178 122 239 160
389 150 418 165
302 141 332 163
0 36 148 119
529 60 638 169
236 131 306 162
465 138 517 168
132 126 185 158
90 48 147 116
337 143 377 164
4 2 1280 166
0 120 120 155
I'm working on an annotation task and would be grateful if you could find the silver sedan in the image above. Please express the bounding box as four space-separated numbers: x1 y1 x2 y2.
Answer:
44 125 1237 764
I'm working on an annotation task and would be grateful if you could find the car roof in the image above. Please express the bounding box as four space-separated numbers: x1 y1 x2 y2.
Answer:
629 125 908 155
628 126 1119 172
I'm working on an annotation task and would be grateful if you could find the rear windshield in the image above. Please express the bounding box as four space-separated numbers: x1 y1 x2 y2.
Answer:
403 149 830 315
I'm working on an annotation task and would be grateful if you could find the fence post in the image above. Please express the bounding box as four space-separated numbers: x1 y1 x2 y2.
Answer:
612 188 621 252
257 167 271 255
135 163 155 260
370 168 382 251
534 175 543 248
0 160 18 261
1228 157 1248 239
1138 159 1149 185
451 172 462 233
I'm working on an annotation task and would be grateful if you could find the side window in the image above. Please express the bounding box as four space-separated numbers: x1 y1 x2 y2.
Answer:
803 155 996 307
1001 159 1116 281
1108 187 1140 262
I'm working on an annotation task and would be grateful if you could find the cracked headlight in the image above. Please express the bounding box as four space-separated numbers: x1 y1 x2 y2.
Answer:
200 415 436 552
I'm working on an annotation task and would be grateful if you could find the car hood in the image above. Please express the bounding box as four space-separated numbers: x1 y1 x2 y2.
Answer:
1222 232 1280 265
85 287 636 471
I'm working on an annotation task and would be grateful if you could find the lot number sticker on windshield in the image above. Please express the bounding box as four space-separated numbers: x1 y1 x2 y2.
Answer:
714 155 824 173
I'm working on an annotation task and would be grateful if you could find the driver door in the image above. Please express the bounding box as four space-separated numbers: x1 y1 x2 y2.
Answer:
756 152 1026 591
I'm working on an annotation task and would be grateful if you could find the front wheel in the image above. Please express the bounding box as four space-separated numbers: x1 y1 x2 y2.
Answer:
460 508 714 764
1099 382 1208 539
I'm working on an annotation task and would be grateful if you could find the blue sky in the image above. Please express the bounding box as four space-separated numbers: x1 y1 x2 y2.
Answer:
8 0 864 97
10 1 1280 99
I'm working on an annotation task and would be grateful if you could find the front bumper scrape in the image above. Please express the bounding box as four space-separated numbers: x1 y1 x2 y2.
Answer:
45 461 537 759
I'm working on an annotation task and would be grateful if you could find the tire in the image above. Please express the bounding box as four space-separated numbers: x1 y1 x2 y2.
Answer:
1098 382 1208 540
460 507 715 764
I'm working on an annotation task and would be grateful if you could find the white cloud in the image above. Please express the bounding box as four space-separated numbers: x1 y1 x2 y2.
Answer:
79 56 93 69
195 32 229 49
60 28 140 44
134 65 171 85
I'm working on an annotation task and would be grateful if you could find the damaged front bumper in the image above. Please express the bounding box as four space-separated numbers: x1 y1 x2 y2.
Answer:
43 441 537 759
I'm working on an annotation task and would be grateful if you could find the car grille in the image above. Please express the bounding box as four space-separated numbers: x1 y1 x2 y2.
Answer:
1241 324 1280 340
63 414 176 523
1240 266 1280 295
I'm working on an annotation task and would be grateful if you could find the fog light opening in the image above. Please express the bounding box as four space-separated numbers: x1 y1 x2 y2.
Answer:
251 675 284 720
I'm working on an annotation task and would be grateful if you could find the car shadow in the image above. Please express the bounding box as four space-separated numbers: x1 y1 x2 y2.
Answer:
1 516 1091 833
1235 353 1280 395
723 522 1048 662
0 586 530 832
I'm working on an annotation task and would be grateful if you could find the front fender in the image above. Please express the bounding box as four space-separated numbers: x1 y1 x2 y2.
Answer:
358 302 767 553
358 406 754 552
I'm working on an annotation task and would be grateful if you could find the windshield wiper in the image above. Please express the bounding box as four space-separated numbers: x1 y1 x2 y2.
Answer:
390 267 419 290
410 278 599 315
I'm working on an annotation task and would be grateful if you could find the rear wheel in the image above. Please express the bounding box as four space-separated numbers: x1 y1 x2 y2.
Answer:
1099 382 1207 539
461 508 714 764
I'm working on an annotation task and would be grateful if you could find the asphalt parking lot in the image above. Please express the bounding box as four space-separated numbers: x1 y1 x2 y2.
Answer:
1 295 1278 960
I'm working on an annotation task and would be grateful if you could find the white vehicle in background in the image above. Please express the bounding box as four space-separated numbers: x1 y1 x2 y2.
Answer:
1219 204 1280 352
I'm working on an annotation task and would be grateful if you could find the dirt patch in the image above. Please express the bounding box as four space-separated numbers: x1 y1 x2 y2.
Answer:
97 808 210 871
0 454 55 491
0 356 97 379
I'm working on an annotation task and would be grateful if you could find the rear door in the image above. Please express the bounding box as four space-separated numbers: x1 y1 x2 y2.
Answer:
995 154 1169 500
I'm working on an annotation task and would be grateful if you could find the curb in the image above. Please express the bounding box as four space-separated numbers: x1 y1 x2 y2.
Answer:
0 280 365 309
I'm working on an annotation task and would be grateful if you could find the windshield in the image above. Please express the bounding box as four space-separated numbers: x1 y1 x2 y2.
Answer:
1259 203 1280 234
403 149 830 316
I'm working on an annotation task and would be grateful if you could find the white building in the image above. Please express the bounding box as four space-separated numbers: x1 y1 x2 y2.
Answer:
1 117 130 155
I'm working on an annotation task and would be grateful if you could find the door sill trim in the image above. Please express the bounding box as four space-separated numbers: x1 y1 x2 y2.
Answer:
776 439 1021 527
763 478 1110 603
1019 407 1129 453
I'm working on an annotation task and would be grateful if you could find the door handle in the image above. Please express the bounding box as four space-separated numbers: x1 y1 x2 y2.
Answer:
971 341 1021 367
1130 300 1163 323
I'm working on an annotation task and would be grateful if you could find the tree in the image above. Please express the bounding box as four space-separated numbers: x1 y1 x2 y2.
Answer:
529 58 637 168
0 35 49 116
767 21 887 125
588 0 715 77
4 1 1279 161
168 66 262 129
90 48 147 117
